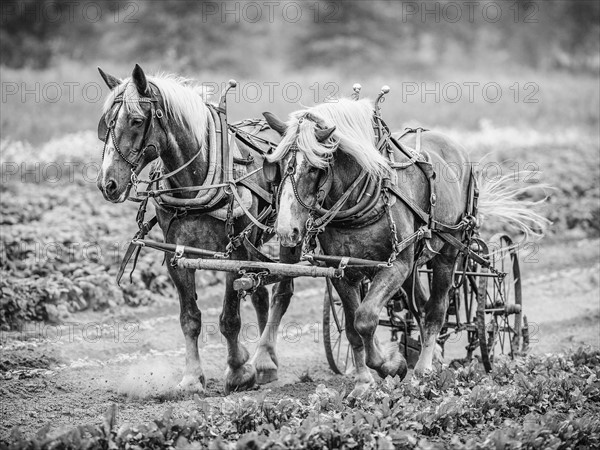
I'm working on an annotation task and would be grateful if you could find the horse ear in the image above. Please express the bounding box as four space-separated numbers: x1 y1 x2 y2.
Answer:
132 64 149 95
98 67 121 90
263 112 287 136
315 126 336 142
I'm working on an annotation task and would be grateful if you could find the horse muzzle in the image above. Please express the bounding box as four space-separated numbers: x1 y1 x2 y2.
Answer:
277 226 302 248
97 177 130 203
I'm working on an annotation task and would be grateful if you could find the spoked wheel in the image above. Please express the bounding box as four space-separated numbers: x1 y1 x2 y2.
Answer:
456 238 490 364
323 279 355 375
478 234 526 371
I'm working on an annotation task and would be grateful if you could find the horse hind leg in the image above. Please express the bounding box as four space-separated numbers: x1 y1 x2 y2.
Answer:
167 264 206 393
413 253 454 375
403 268 444 366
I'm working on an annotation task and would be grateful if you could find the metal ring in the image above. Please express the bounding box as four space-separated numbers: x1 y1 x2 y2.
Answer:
108 119 116 128
155 109 164 119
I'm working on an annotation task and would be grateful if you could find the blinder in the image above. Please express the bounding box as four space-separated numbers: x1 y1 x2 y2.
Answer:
97 117 108 141
262 159 281 183
97 101 121 142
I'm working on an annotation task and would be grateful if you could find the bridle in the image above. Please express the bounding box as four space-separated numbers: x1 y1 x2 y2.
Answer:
283 149 333 212
278 118 334 214
277 117 371 247
98 81 202 188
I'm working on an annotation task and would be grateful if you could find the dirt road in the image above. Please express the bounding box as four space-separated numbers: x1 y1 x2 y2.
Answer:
1 236 598 440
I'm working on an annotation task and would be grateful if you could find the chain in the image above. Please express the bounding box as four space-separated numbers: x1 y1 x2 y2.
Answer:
237 270 269 298
383 189 401 267
214 190 237 259
302 215 322 258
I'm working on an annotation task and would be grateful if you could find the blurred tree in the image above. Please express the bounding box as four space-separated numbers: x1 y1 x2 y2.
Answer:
1 0 598 73
1 0 63 68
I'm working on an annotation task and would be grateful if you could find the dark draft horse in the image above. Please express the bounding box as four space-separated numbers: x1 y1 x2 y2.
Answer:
265 98 548 397
96 65 299 394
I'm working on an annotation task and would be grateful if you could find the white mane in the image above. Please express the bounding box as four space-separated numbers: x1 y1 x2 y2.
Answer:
268 98 389 176
102 73 210 147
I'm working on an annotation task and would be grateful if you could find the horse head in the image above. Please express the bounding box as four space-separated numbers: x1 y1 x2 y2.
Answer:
264 112 336 247
266 99 389 247
96 64 164 202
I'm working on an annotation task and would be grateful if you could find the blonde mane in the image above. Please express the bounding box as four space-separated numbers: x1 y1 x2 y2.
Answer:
268 98 389 176
102 74 210 147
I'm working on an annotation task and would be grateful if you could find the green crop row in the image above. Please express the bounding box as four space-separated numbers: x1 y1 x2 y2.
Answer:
3 348 599 449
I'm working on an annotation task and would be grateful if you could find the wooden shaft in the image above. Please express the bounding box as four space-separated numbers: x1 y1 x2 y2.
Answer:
304 254 386 267
134 239 220 258
175 257 340 278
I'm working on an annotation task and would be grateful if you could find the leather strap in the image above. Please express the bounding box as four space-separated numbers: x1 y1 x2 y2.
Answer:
116 215 158 285
228 182 273 232
242 236 275 263
238 177 272 204
385 180 430 225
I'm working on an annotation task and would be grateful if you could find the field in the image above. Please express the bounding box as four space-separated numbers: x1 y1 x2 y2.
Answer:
1 63 600 448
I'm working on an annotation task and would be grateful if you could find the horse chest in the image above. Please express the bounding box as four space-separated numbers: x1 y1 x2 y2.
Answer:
319 223 394 260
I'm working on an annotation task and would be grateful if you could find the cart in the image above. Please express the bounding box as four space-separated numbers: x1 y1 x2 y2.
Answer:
323 233 529 374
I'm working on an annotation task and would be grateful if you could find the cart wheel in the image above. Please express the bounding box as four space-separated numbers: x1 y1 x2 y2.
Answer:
478 234 525 370
323 279 355 375
458 238 491 367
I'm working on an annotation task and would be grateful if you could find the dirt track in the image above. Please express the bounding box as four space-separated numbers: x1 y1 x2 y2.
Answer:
1 237 598 440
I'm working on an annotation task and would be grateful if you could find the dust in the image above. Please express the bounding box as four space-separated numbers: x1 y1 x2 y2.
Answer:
118 358 181 400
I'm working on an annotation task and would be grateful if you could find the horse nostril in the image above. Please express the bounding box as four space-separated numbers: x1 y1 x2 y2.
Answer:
105 179 117 194
291 227 300 240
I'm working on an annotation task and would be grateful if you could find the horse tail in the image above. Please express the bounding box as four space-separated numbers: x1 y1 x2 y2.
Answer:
476 171 552 241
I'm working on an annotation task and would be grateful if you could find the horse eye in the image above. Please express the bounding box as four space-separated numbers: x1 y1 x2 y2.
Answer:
131 118 144 126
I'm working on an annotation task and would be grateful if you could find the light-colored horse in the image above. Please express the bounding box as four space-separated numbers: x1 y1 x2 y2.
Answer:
265 98 548 397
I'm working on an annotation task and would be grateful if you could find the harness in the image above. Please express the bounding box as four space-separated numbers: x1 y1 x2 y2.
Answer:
283 91 486 273
99 80 280 284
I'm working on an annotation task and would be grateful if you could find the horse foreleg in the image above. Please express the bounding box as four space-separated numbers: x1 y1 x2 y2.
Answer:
167 264 205 393
414 253 454 375
331 278 375 398
221 273 257 393
354 263 410 382
250 285 269 335
250 245 300 384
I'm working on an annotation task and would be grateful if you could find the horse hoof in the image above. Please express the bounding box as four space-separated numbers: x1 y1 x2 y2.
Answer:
348 380 373 400
256 367 278 385
413 363 433 377
177 373 206 394
377 346 408 380
224 363 256 394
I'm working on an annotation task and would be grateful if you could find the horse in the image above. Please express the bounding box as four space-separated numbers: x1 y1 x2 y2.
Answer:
96 64 299 394
263 98 548 397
